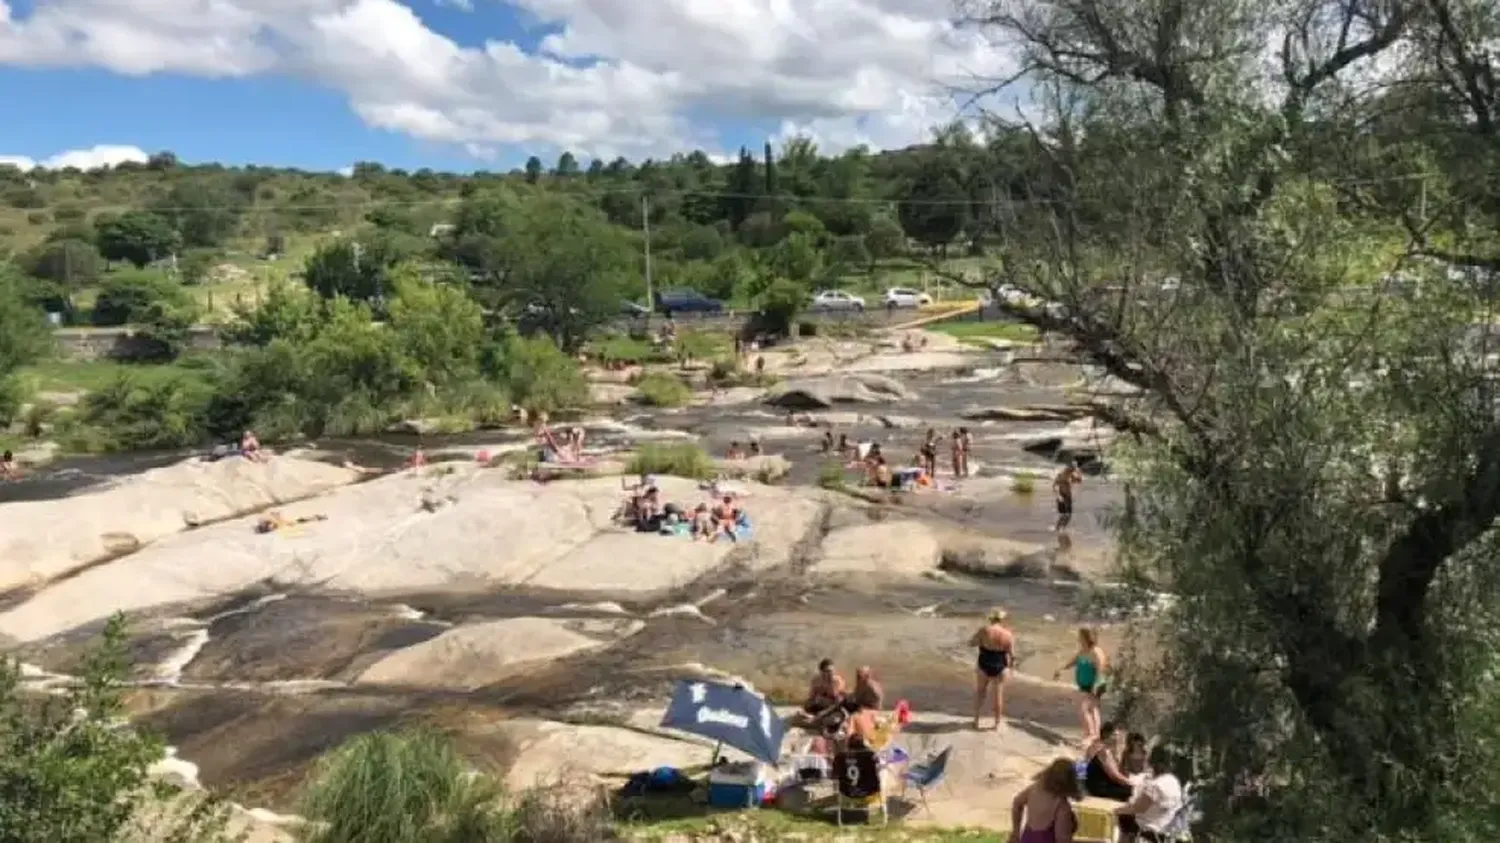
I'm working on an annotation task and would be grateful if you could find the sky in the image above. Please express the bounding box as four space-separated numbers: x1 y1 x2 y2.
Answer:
0 0 1021 174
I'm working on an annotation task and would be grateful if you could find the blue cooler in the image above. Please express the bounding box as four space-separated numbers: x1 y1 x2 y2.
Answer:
707 762 769 808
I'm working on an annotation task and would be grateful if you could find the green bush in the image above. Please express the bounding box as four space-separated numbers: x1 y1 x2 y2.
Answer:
592 335 658 364
818 460 848 490
1011 474 1036 494
66 370 212 452
0 615 232 843
501 333 589 415
632 372 692 407
92 270 193 328
300 729 609 843
626 442 715 479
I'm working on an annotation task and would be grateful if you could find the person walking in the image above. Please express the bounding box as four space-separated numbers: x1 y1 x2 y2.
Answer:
1055 627 1109 741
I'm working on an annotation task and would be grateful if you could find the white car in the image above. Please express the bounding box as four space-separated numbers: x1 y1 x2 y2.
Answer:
810 290 866 311
883 287 933 308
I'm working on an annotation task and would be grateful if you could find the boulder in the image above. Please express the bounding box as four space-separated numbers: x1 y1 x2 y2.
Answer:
939 535 1058 579
762 373 913 409
356 617 641 691
815 521 942 577
713 454 791 482
0 470 827 642
494 719 717 792
1021 417 1117 465
0 456 360 592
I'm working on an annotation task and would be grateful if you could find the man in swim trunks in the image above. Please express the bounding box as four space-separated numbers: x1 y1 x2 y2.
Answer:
1053 459 1083 532
920 428 939 475
709 495 739 543
970 608 1015 730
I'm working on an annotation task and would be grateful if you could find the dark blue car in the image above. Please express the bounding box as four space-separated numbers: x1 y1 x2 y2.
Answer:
654 290 724 316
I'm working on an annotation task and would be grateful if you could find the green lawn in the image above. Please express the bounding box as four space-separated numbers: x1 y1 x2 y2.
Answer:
927 321 1039 345
17 358 202 394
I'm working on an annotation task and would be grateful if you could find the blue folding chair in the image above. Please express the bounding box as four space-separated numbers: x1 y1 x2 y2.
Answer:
903 746 952 816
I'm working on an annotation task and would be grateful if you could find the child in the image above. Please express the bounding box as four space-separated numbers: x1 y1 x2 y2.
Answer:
691 503 714 540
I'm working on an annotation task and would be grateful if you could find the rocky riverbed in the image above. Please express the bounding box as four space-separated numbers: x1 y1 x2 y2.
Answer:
0 328 1141 838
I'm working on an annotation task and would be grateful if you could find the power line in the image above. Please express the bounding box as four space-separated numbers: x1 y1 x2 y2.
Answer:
34 171 1444 215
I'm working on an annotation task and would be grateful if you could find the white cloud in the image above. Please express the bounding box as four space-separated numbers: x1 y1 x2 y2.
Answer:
0 0 1019 160
0 144 149 171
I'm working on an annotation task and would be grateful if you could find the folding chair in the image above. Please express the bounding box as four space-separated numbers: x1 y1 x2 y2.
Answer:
832 748 887 826
902 746 952 817
1074 803 1119 842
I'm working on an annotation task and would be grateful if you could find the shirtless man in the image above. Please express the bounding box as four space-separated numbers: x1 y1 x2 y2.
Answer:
1053 459 1084 532
240 430 265 462
0 450 17 480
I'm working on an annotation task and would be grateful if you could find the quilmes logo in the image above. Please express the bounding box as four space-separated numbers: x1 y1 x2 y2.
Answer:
696 707 750 729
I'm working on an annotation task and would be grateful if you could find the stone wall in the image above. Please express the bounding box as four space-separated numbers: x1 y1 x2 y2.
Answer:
54 326 221 361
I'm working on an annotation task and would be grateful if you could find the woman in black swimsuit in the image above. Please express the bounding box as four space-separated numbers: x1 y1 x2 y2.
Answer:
970 608 1014 730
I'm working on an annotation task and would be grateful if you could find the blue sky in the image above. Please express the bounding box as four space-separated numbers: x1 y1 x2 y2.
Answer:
0 0 1005 172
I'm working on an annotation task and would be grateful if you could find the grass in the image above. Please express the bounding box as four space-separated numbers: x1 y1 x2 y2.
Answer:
818 460 849 490
633 372 694 407
626 442 716 479
621 804 1008 842
16 358 203 394
927 321 1039 346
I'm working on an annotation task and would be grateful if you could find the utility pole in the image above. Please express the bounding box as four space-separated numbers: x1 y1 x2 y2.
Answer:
642 195 654 324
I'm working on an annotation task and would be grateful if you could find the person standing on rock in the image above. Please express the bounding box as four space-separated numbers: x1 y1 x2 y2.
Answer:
1053 459 1083 532
920 428 939 476
959 427 974 476
0 450 17 480
970 607 1014 730
1055 627 1109 742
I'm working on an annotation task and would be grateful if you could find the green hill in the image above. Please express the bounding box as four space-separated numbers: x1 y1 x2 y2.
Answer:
0 132 1044 323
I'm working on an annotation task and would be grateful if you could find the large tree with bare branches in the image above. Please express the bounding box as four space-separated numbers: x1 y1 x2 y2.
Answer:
952 0 1500 838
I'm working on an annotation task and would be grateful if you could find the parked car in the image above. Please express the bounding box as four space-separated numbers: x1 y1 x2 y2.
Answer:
810 290 866 311
883 287 933 308
654 290 725 316
620 300 652 318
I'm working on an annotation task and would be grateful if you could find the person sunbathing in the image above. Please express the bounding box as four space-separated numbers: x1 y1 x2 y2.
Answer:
254 511 327 534
690 503 715 540
240 430 266 462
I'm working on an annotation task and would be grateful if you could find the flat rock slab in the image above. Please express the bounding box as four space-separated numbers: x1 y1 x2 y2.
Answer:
0 456 359 591
0 469 828 642
491 719 715 792
815 521 942 577
356 617 644 691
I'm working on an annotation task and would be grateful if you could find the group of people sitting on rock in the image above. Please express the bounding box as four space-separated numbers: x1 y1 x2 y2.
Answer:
619 474 750 541
723 439 762 459
203 430 269 463
790 658 908 758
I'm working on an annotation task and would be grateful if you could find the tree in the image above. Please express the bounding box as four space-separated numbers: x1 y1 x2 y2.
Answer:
897 157 968 257
763 232 822 283
302 239 395 302
153 180 245 248
679 225 725 261
956 0 1500 839
523 156 543 184
0 267 51 423
756 277 809 336
555 151 579 177
826 235 871 273
458 194 635 351
865 216 905 261
92 270 192 327
0 614 230 842
95 211 180 268
26 238 102 289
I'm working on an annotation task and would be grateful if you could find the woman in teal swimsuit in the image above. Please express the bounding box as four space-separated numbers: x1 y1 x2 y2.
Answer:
1054 627 1108 742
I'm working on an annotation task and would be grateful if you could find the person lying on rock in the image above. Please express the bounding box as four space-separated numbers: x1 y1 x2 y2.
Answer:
254 511 328 534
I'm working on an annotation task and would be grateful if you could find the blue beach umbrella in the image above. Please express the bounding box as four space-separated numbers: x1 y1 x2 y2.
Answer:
660 679 785 766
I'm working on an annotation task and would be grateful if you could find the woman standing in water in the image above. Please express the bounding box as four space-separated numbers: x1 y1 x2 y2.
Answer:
970 608 1014 730
1054 627 1108 741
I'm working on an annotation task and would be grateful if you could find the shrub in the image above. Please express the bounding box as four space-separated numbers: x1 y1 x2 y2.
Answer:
818 460 848 490
300 730 508 843
1010 474 1037 495
92 270 193 328
632 372 692 407
501 334 589 415
592 335 657 365
0 614 232 843
66 370 211 452
626 442 715 479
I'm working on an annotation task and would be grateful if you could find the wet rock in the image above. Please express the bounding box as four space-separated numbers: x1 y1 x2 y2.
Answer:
0 455 360 593
763 373 912 409
356 617 642 691
0 471 827 642
714 454 791 482
493 718 715 792
589 383 637 405
1021 417 1117 465
815 521 942 577
939 535 1058 579
387 418 442 435
960 405 1079 422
